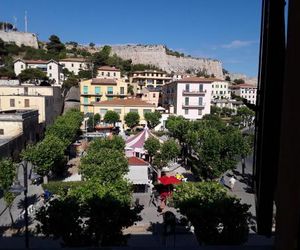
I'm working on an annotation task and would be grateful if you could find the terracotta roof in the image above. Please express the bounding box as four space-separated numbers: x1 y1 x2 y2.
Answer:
128 156 149 166
176 77 220 83
230 84 257 89
14 59 58 65
91 78 117 85
94 98 155 107
98 66 120 71
59 58 89 62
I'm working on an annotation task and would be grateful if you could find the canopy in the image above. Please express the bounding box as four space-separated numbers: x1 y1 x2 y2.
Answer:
158 176 181 185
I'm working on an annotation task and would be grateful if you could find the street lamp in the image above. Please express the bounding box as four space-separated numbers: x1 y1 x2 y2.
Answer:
10 161 29 249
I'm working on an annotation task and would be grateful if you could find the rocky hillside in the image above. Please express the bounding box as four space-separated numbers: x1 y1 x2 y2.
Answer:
109 45 223 78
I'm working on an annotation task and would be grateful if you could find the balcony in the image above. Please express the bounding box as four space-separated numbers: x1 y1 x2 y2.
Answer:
106 92 128 97
182 103 206 109
182 90 206 96
81 93 103 96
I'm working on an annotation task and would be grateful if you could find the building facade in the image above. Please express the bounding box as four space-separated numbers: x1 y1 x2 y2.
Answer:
59 58 91 75
129 70 172 92
162 77 212 120
14 59 64 86
0 85 63 125
136 87 161 106
93 98 155 127
80 78 128 114
230 84 257 104
97 66 121 79
211 80 230 99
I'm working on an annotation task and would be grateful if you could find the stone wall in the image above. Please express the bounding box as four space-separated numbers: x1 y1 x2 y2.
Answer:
0 31 38 48
110 45 224 78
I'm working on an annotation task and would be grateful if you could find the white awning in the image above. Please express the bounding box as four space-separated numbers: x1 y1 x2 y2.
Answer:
125 165 149 185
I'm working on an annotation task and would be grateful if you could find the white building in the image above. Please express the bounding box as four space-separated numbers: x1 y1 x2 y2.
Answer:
97 66 121 79
59 58 91 75
162 77 212 120
211 80 231 99
230 84 257 104
14 59 64 86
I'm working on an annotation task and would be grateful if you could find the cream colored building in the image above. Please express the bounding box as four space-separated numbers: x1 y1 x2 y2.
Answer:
230 84 257 104
93 98 155 127
136 87 161 106
80 78 128 113
97 66 121 79
129 70 172 91
14 59 64 86
211 80 230 99
59 58 91 75
0 85 63 125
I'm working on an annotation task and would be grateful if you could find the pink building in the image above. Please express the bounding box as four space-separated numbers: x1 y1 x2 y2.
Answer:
162 77 213 119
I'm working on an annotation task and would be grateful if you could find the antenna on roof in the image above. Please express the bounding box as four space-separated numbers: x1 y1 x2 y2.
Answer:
24 11 28 32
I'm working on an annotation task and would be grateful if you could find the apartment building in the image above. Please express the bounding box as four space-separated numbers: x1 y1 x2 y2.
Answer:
97 66 121 79
129 70 172 91
80 78 128 114
0 85 63 125
162 77 212 120
59 58 91 75
211 80 231 99
230 84 257 104
14 59 64 86
0 109 39 159
93 98 155 127
136 87 161 106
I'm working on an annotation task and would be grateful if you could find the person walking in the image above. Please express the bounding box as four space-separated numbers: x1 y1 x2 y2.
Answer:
229 176 236 191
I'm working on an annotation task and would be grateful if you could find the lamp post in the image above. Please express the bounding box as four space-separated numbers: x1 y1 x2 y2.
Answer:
10 161 29 249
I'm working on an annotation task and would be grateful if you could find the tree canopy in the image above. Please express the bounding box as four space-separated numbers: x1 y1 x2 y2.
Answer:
124 112 140 129
144 111 162 129
104 110 120 126
0 158 15 191
160 139 180 162
46 35 65 55
18 68 48 83
144 137 160 163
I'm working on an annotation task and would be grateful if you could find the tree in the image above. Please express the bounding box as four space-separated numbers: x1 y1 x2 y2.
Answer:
0 67 16 78
225 75 231 81
78 70 92 79
0 158 16 191
210 106 222 117
160 139 180 162
46 35 65 54
22 135 65 177
80 148 128 183
63 75 79 89
127 84 134 95
94 113 101 124
233 78 245 85
88 136 125 153
104 110 120 126
173 182 251 245
124 112 140 129
18 68 48 83
92 45 111 68
144 137 160 163
236 106 255 127
36 180 142 247
144 111 162 129
89 42 95 48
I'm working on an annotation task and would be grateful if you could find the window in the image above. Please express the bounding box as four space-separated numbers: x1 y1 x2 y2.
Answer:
83 86 88 94
107 87 113 94
212 91 214 94
83 97 89 104
49 73 52 77
186 84 190 92
153 93 156 98
198 109 202 115
221 85 223 88
130 109 138 113
212 85 214 88
79 64 82 68
95 87 100 95
24 99 30 107
185 97 189 105
143 109 151 114
71 64 74 67
83 106 88 113
10 99 15 107
216 85 219 88
199 97 203 106
120 87 124 95
101 72 104 76
100 109 107 115
49 65 52 70
0 129 4 135
95 97 101 102
216 90 218 94
108 72 110 77
21 64 24 69
114 73 116 76
199 84 203 92
114 109 121 114
185 109 189 115
107 97 113 100
220 91 223 94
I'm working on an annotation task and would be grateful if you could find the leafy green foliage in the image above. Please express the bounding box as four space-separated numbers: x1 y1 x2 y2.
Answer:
36 180 142 247
144 137 160 163
124 112 140 129
42 181 85 196
144 111 162 129
173 182 251 245
18 68 48 82
130 64 162 72
78 69 92 79
225 75 231 81
0 67 16 78
0 158 16 191
160 139 180 162
92 45 112 68
46 35 65 55
233 78 245 84
104 110 120 125
127 84 134 95
165 116 190 145
165 46 185 57
62 75 79 89
236 106 255 126
88 136 125 153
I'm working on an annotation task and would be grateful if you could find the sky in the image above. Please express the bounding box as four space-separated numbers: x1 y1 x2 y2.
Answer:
1 0 262 77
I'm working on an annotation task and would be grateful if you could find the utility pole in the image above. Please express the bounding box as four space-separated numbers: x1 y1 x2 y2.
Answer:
24 11 28 32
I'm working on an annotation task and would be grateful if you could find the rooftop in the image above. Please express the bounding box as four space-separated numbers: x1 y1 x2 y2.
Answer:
94 98 155 107
0 109 39 121
15 58 58 65
91 78 117 85
97 66 120 71
59 58 89 62
128 156 149 166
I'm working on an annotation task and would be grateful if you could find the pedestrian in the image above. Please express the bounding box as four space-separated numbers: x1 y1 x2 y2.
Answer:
229 176 236 191
220 176 225 186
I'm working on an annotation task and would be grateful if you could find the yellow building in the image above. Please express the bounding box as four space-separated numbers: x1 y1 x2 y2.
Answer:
80 78 128 113
93 98 155 127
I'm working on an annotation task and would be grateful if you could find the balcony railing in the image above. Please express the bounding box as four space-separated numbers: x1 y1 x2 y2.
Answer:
182 103 206 109
81 93 103 96
106 92 128 96
182 90 206 96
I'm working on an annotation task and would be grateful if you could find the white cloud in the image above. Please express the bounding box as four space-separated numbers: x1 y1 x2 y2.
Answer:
221 40 256 49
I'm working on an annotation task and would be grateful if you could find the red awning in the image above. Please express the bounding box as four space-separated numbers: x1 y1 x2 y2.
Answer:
158 176 181 185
